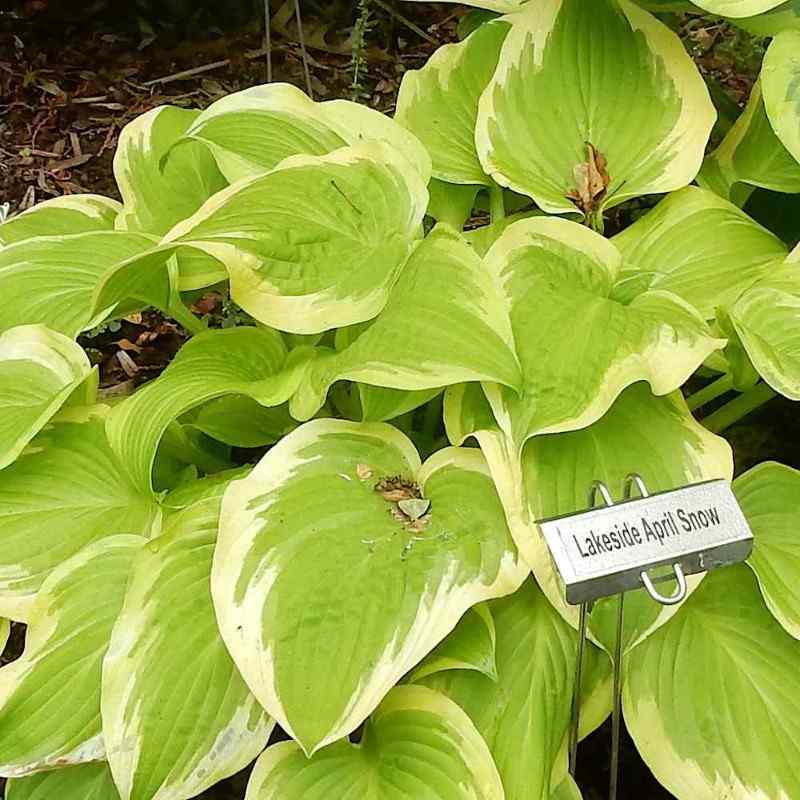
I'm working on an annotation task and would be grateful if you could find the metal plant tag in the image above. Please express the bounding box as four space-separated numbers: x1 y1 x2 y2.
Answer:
539 479 753 605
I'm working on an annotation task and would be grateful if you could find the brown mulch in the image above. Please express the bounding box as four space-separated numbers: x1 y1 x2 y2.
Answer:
0 0 461 214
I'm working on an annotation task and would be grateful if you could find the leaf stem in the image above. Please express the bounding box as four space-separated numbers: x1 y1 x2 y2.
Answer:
702 382 777 434
686 373 734 411
489 185 505 224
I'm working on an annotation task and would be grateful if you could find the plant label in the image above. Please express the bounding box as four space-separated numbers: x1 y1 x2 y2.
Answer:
539 480 753 604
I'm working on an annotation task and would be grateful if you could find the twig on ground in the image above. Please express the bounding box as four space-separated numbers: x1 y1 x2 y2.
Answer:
293 0 314 98
142 59 232 87
264 0 273 83
369 0 439 45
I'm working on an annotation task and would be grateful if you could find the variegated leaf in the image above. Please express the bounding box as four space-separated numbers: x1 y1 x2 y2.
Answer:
290 226 521 420
162 143 428 334
476 0 715 216
0 536 141 776
102 498 274 800
736 462 800 640
213 419 528 754
0 325 94 470
0 417 159 620
182 82 431 184
0 195 120 246
244 686 505 800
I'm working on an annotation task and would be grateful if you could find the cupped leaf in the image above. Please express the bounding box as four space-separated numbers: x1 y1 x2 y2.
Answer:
482 217 723 449
0 418 159 620
0 231 155 336
613 186 787 318
763 30 800 169
188 396 298 448
726 263 800 399
290 226 521 420
476 0 715 216
102 498 274 800
699 80 800 200
521 383 733 652
182 82 431 184
623 565 800 800
0 325 93 470
0 195 120 246
408 603 498 682
6 763 120 800
114 106 226 236
244 685 505 800
0 535 141 776
163 142 428 334
396 21 510 185
692 0 787 15
735 461 800 639
421 580 611 800
212 419 528 755
106 327 291 492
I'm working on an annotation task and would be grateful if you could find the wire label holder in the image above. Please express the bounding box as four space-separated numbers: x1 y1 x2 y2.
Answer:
538 475 753 799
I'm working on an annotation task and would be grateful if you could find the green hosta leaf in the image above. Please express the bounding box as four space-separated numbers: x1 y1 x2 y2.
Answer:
0 231 155 337
114 106 226 236
613 186 787 318
188 396 298 448
163 142 428 334
464 211 543 259
733 1 800 37
107 327 292 492
291 226 521 420
426 180 480 229
521 383 733 652
183 82 431 184
102 498 274 800
763 30 800 168
0 535 141 776
212 419 528 754
396 21 510 185
162 467 252 512
476 0 715 216
355 385 443 423
623 565 800 800
0 325 93 470
408 604 498 682
0 195 120 246
692 0 787 15
736 461 800 639
700 81 800 200
0 619 8 654
726 263 800 399
0 418 159 620
6 763 120 800
552 776 582 800
422 580 611 800
482 218 723 449
244 685 504 800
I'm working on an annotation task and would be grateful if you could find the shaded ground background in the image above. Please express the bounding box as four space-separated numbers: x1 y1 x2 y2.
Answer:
0 2 798 799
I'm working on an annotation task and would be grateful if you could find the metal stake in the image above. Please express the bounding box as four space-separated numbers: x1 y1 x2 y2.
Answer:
568 481 614 779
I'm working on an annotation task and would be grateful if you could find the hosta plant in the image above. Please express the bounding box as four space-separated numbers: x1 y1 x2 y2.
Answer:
1 2 799 799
